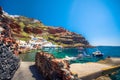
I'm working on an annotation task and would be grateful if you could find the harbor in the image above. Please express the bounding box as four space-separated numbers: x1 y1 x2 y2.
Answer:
0 3 120 80
17 46 120 80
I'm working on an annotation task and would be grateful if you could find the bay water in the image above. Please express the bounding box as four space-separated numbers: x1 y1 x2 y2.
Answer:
20 46 120 80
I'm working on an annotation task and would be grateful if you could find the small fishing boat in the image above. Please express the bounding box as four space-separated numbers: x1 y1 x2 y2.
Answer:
92 49 103 57
63 56 77 61
78 47 84 53
63 53 84 61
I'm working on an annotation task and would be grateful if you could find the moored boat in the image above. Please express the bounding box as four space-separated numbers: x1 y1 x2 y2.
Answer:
92 49 104 57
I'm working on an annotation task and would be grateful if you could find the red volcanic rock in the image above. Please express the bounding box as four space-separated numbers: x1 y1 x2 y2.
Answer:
23 27 32 33
48 28 56 34
0 6 3 15
32 28 42 34
9 23 20 29
9 23 21 33
23 27 42 34
56 27 66 33
48 27 66 34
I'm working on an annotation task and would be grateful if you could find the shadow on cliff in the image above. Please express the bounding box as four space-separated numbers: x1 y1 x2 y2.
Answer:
29 65 44 80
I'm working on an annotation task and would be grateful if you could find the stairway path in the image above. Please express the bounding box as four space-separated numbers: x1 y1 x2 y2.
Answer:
12 62 44 80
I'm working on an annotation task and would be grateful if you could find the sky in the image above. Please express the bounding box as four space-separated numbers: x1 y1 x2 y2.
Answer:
0 0 120 46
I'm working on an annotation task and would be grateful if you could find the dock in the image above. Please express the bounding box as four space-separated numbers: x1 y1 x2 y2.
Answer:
70 58 120 80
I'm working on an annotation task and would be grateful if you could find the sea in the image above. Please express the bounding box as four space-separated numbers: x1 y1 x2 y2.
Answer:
20 46 120 80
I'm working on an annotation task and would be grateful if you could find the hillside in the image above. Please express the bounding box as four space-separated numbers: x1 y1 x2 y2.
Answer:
0 7 20 80
3 9 91 48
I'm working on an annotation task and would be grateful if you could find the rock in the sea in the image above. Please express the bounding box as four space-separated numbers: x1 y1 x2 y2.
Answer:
35 51 79 80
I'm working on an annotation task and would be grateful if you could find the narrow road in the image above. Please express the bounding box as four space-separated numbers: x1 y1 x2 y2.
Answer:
12 62 44 80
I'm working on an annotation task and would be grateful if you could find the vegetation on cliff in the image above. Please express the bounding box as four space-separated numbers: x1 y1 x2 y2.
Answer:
3 9 91 48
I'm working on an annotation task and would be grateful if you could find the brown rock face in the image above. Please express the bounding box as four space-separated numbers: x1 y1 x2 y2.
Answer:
23 27 42 34
23 27 32 33
35 52 79 80
0 7 20 80
0 7 3 15
0 7 21 55
48 27 66 34
9 23 21 34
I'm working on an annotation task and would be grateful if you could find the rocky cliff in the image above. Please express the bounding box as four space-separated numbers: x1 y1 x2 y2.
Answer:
2 8 91 48
0 7 20 80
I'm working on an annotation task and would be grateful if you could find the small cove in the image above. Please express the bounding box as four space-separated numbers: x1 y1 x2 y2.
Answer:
19 46 120 80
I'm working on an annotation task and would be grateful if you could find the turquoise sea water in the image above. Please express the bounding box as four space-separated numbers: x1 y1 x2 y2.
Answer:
20 46 120 62
20 46 120 80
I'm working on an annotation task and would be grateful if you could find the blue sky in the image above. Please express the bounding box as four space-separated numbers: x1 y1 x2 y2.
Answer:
0 0 120 46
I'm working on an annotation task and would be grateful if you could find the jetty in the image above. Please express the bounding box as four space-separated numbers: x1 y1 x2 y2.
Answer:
12 58 120 80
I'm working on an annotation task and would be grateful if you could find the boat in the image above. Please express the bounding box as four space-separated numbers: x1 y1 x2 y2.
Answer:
77 53 84 58
78 47 84 53
78 47 91 57
92 49 103 57
63 56 77 61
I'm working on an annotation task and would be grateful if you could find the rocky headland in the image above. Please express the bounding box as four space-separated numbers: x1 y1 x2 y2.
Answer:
2 8 91 48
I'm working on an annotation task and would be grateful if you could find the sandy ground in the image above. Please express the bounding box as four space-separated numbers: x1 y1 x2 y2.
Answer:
99 57 120 65
12 62 44 80
70 58 120 80
70 63 111 78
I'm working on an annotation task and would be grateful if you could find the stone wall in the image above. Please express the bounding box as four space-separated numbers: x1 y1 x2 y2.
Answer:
35 51 79 80
0 42 20 80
